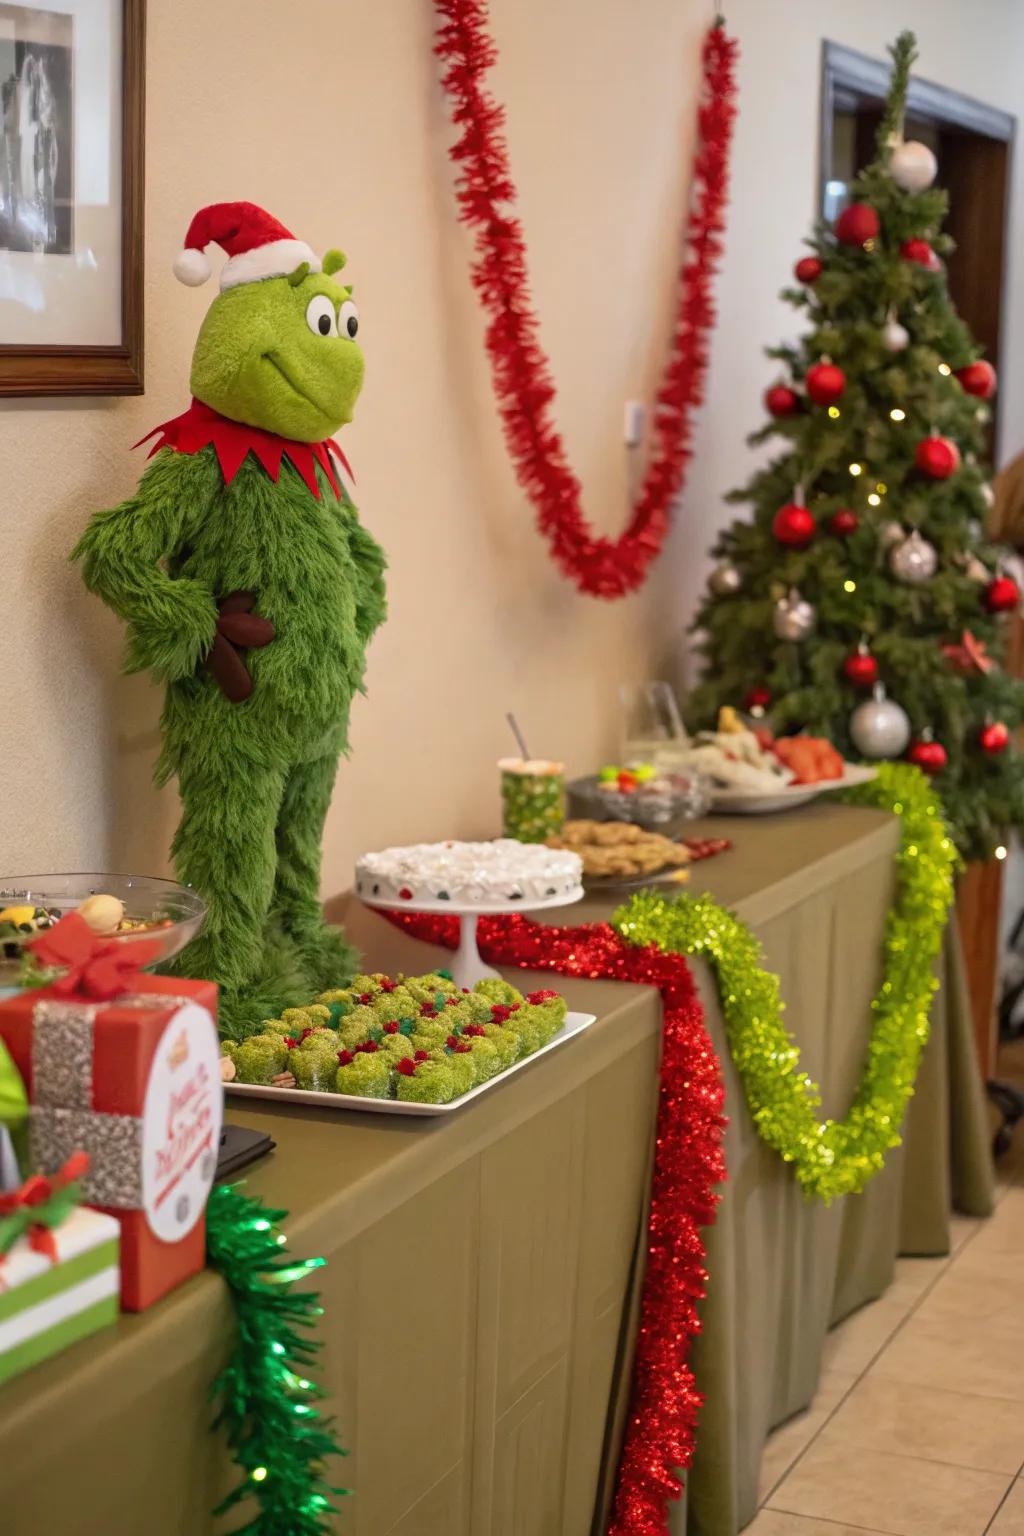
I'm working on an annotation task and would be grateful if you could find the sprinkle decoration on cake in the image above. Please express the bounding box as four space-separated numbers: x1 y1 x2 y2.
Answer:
354 838 583 907
221 971 570 1106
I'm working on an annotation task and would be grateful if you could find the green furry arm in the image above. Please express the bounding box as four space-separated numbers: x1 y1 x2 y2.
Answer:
72 450 219 682
344 506 387 649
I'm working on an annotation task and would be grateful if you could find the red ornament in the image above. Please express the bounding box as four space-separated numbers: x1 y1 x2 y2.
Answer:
843 651 879 689
900 238 938 269
744 685 772 711
805 362 846 405
835 203 879 246
956 360 997 399
984 575 1020 614
980 721 1010 755
380 901 725 1534
794 255 822 284
434 12 738 599
914 435 960 479
772 502 816 548
829 508 859 537
765 384 799 417
908 738 947 775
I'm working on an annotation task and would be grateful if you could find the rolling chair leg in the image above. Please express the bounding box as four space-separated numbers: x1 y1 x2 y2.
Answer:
988 1079 1024 1158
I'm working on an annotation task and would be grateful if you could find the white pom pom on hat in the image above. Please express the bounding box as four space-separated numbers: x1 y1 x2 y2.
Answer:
172 246 212 286
173 201 321 292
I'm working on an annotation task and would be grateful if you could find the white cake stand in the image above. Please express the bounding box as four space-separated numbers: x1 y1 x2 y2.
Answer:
361 888 584 989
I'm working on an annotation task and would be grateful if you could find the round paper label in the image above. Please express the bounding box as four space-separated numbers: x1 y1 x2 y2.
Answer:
141 1002 223 1242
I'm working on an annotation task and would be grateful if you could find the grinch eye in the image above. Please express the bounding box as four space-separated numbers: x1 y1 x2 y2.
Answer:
305 295 337 338
339 299 359 340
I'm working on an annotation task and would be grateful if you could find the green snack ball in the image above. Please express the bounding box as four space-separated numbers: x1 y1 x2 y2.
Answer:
598 765 619 783
281 1007 316 1029
395 1059 455 1104
316 988 354 1005
301 1029 342 1059
335 1052 392 1098
462 1035 501 1083
482 1022 521 1069
291 1051 336 1091
460 993 494 1026
521 996 567 1047
302 1004 332 1025
235 1037 288 1084
409 1017 449 1046
502 1010 543 1055
409 1031 444 1057
473 978 523 1007
444 1052 476 1099
377 1032 415 1062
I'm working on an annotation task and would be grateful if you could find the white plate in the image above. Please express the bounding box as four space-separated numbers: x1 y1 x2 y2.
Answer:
709 763 876 815
225 1010 597 1117
360 888 584 917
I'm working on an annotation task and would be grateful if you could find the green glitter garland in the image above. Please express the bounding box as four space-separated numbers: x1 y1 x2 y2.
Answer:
205 1184 348 1534
613 763 958 1201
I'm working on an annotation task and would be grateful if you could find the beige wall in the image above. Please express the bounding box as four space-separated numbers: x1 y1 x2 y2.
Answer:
2 0 1023 904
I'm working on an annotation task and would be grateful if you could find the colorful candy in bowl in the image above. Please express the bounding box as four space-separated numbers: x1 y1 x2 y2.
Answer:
572 762 711 831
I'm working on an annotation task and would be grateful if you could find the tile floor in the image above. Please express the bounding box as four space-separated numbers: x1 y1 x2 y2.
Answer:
747 1074 1024 1535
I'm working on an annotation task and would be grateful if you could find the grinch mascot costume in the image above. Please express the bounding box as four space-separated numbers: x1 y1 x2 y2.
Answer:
75 202 386 1037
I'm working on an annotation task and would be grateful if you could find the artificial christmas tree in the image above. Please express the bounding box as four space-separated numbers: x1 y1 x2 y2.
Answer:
690 31 1024 860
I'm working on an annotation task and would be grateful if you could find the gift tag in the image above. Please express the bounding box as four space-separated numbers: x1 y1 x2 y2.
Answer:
140 1003 222 1242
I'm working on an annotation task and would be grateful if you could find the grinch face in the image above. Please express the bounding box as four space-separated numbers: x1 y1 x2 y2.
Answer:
189 264 364 441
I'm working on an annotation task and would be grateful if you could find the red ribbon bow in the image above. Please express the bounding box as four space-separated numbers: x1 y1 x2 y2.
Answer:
0 1150 90 1268
27 911 163 1001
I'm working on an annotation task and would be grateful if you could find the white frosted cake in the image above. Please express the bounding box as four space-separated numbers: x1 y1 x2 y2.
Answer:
355 839 583 908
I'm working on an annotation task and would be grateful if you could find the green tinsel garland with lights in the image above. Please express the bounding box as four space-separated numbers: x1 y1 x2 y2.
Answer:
613 762 957 1201
205 1185 348 1534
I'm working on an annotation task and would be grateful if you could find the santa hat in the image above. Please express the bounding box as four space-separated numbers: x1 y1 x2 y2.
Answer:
173 201 321 291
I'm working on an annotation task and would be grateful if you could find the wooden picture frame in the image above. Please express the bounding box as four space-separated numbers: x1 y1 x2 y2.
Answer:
0 0 145 396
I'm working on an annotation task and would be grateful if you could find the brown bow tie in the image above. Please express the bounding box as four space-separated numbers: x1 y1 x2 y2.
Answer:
205 590 275 702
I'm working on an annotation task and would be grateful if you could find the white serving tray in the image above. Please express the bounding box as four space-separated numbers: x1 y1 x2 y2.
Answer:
225 1010 597 1117
709 763 876 815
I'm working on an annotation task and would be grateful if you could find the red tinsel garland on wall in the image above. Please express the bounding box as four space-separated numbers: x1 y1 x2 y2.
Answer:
384 908 726 1533
433 5 738 598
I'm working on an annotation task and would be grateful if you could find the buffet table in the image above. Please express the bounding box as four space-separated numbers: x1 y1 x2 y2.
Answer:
0 803 994 1536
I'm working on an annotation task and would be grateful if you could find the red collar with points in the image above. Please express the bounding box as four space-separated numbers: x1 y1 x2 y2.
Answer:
134 397 354 501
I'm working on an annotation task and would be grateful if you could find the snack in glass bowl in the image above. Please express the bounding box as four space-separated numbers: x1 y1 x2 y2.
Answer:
587 761 710 828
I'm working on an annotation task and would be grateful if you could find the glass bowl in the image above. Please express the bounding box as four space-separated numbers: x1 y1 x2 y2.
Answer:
569 771 711 834
0 873 206 978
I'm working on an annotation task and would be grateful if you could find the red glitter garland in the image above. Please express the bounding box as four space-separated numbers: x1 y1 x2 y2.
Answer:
433 4 738 599
384 908 726 1532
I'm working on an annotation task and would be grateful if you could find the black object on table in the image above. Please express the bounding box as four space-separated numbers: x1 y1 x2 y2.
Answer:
215 1123 276 1180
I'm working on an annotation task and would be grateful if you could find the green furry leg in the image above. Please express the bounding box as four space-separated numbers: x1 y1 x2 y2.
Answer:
171 746 286 996
271 749 359 991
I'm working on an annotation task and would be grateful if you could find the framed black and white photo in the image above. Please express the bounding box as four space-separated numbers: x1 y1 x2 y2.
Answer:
0 0 144 395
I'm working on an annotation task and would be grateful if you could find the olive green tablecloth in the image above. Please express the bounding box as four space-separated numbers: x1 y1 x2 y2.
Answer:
0 803 994 1536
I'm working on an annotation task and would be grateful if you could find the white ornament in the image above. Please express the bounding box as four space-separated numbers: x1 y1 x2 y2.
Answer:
889 528 938 585
850 684 911 759
882 314 909 352
773 588 816 642
965 555 989 583
708 560 741 597
880 521 905 548
889 139 938 193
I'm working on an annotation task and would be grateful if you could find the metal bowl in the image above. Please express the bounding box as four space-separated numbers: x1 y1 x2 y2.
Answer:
0 873 206 974
568 772 711 835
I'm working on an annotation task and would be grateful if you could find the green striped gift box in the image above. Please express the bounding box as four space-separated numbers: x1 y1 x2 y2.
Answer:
0 1206 119 1384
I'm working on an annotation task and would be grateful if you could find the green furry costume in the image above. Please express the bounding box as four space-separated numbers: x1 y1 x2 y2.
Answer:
74 202 385 1036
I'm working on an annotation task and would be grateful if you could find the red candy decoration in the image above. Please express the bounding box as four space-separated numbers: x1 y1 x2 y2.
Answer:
843 651 879 689
829 508 859 537
956 360 997 399
914 435 960 480
414 1050 431 1062
980 721 1010 755
381 903 725 1532
355 1040 379 1054
805 362 845 405
772 502 816 548
900 238 938 269
337 1049 354 1066
383 1020 400 1034
765 384 800 418
396 1057 417 1076
397 889 413 902
794 255 822 283
744 685 772 711
835 202 879 246
908 739 947 774
984 575 1020 614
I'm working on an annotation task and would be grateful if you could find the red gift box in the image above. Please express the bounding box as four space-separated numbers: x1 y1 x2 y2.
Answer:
0 971 221 1311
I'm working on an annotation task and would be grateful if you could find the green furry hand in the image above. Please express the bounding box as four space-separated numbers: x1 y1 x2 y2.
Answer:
122 576 218 682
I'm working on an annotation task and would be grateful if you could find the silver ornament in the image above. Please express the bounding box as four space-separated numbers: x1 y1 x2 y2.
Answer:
889 528 938 584
889 139 938 192
880 521 905 548
708 560 741 597
773 588 816 642
882 316 909 352
850 684 911 759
